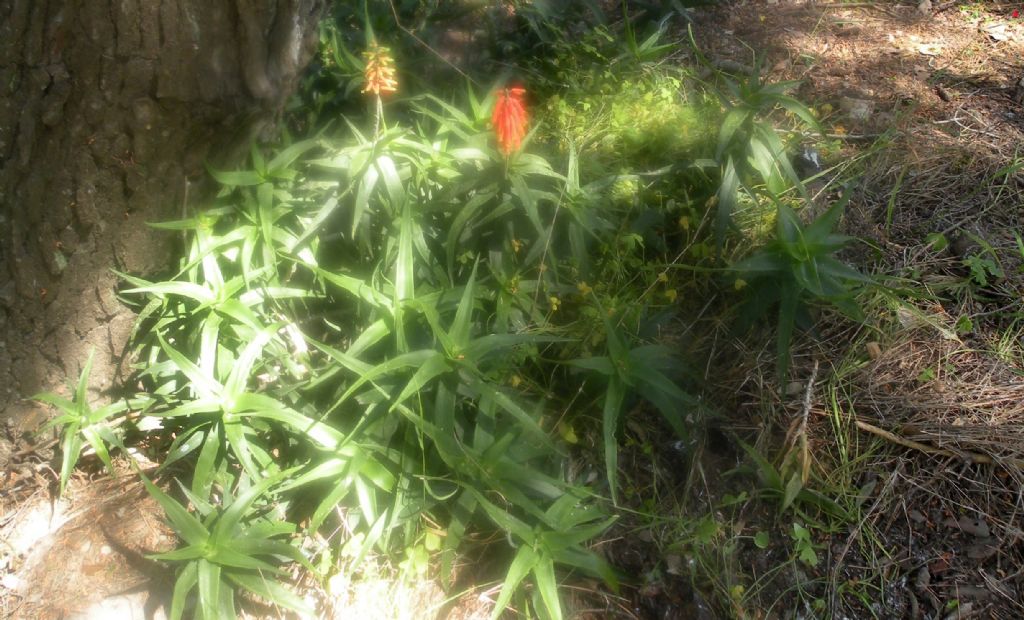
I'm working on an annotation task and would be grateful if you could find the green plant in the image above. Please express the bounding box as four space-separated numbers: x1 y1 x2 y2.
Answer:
621 9 678 64
732 189 871 382
963 253 1004 288
789 522 820 567
925 232 949 251
735 439 849 522
568 314 698 504
690 26 823 250
33 350 151 495
522 1 719 177
31 8 836 616
35 76 700 617
139 470 314 619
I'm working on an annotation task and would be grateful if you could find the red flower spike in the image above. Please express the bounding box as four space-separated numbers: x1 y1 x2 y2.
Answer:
1014 9 1020 18
492 87 529 156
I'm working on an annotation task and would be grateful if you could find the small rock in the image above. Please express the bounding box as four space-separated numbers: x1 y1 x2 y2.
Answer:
866 341 882 360
914 565 930 591
917 0 932 15
839 96 874 123
793 147 822 179
835 23 862 37
958 516 990 538
943 601 973 620
983 23 1010 42
68 592 166 620
327 572 349 596
965 539 998 561
665 554 684 575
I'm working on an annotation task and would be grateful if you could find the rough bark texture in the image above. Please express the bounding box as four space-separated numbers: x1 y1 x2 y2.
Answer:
0 0 323 427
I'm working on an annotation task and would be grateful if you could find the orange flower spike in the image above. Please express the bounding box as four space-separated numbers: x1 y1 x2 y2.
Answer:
362 43 397 96
492 87 529 156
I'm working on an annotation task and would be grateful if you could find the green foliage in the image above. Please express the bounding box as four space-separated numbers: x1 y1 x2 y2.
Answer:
690 26 824 253
32 5 864 617
568 316 698 504
789 522 820 567
964 254 1003 287
140 469 314 619
710 62 820 190
735 439 849 522
533 15 718 176
33 350 151 496
42 78 700 616
958 232 1005 288
925 232 949 251
732 189 871 383
541 73 718 173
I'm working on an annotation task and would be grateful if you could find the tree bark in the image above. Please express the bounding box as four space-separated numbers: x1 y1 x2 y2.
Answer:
0 0 323 427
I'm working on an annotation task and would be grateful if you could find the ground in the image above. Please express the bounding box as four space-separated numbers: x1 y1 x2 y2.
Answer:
2 1 1024 618
603 2 1024 618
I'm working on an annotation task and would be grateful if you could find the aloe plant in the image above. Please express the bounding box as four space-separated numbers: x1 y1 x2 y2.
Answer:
85 83 643 618
138 470 314 620
568 315 699 505
34 350 152 496
733 188 872 383
689 23 824 254
34 24 717 614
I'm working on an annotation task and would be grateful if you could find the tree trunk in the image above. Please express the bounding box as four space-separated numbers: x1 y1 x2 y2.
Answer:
0 0 323 427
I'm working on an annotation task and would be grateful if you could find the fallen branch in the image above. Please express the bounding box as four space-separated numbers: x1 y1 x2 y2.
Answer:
853 418 1024 469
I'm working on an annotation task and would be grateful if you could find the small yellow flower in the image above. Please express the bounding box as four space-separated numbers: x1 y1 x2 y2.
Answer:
734 279 748 291
549 295 560 312
577 281 593 296
510 374 522 388
665 289 678 302
558 422 579 444
833 124 847 136
362 43 397 96
657 272 669 283
511 238 523 254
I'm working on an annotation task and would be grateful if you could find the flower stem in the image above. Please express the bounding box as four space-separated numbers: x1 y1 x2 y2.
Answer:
374 95 383 137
